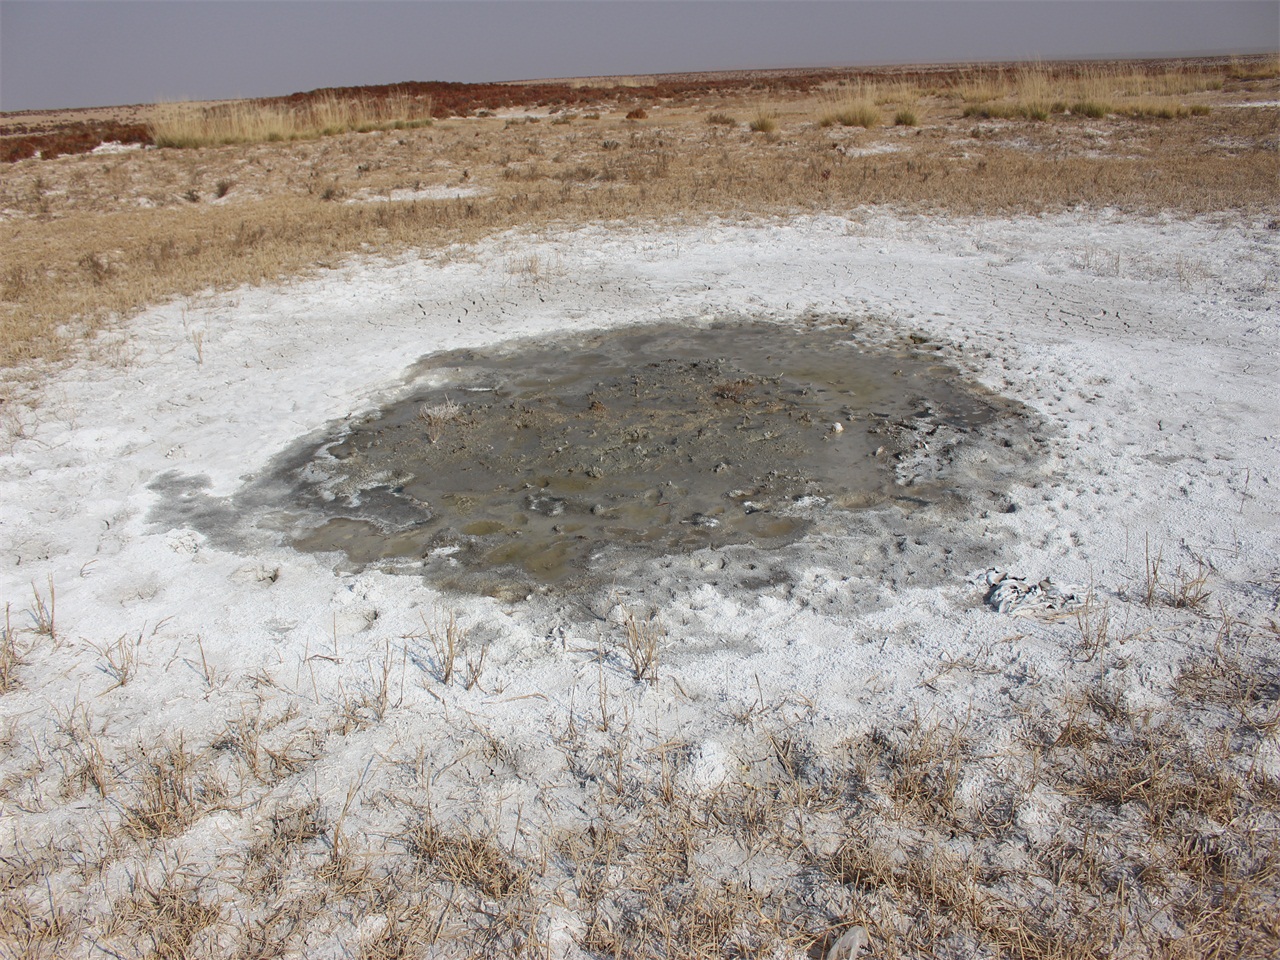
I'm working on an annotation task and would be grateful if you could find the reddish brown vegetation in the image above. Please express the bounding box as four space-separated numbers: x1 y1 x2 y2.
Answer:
268 73 833 119
1 121 151 163
3 54 1272 162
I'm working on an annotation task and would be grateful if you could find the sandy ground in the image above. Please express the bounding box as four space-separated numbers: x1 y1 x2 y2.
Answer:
1 210 1278 955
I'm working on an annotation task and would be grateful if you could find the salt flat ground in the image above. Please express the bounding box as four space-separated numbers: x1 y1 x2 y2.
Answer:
1 206 1278 957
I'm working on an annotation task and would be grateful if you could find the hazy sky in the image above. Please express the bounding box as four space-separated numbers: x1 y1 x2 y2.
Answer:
2 1 1277 112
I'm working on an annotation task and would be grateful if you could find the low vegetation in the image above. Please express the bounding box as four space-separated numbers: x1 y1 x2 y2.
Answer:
1 55 1275 374
148 93 435 148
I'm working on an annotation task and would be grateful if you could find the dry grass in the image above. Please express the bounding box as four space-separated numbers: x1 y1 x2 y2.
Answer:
0 610 1276 957
0 604 21 693
0 893 81 959
1228 53 1280 80
106 865 221 959
747 107 778 133
121 734 226 840
893 106 919 127
954 62 1229 123
620 612 663 685
148 92 434 148
1 55 1279 958
819 86 882 128
417 396 463 444
0 57 1276 374
401 805 530 899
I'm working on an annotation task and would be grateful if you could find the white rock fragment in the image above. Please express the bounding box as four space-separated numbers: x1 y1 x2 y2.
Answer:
825 925 869 959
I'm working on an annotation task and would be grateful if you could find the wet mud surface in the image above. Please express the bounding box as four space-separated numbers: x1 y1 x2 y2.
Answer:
188 319 1038 599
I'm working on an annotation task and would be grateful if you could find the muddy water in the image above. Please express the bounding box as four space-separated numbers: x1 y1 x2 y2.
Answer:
264 320 1019 597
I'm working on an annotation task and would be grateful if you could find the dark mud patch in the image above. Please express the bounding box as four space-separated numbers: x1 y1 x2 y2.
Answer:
214 319 1040 598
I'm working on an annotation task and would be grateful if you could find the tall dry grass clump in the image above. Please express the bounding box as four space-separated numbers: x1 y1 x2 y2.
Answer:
819 84 882 128
149 92 434 147
1227 53 1280 80
958 63 1224 122
748 106 779 133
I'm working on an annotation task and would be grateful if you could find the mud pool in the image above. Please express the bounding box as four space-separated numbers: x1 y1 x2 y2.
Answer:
228 319 1042 599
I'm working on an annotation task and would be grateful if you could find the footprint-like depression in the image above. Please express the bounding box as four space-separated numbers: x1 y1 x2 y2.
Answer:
152 319 1049 599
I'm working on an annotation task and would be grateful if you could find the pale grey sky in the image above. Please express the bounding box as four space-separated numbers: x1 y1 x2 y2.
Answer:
2 1 1276 112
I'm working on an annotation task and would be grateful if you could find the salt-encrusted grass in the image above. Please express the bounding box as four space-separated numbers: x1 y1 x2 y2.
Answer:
1 568 1276 957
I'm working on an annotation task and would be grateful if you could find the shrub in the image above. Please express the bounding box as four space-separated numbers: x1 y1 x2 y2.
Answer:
893 108 919 127
707 113 737 126
749 111 778 133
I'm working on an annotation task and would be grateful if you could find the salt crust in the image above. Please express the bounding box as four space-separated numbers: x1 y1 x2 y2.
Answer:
1 210 1277 950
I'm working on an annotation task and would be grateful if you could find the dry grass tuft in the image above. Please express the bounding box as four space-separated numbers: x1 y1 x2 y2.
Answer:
401 806 529 899
54 700 111 798
244 796 328 893
1070 99 1111 118
108 865 221 959
417 396 462 444
620 612 662 685
122 735 225 840
820 87 881 128
0 893 82 960
748 107 778 133
876 716 968 826
1143 540 1213 611
27 579 55 641
0 604 22 693
416 609 473 686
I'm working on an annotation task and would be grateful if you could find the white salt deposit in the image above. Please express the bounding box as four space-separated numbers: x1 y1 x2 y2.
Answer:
1 209 1277 953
